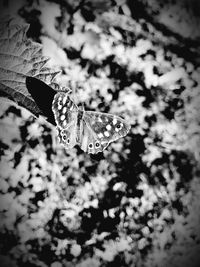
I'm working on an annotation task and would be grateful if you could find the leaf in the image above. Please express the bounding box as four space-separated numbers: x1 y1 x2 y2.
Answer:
0 17 60 117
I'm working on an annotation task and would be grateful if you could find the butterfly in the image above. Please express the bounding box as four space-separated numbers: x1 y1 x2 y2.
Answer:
52 91 131 154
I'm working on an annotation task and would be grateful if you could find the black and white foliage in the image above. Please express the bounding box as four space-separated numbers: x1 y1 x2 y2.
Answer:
0 1 200 267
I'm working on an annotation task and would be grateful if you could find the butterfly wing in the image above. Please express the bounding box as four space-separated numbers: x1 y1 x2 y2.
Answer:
80 111 131 154
52 92 78 128
52 92 78 149
52 92 130 153
56 124 77 149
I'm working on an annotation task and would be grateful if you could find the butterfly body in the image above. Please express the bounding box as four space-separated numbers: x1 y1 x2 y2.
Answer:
52 92 130 154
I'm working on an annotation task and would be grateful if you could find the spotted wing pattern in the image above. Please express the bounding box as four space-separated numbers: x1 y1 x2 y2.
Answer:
52 92 78 149
80 111 131 154
52 92 78 128
52 92 131 154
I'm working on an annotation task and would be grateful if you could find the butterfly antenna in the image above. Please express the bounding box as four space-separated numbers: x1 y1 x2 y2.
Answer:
71 84 83 110
72 85 76 102
81 103 85 111
71 84 79 108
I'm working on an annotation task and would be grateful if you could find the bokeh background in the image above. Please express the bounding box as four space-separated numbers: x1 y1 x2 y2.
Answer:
0 0 200 266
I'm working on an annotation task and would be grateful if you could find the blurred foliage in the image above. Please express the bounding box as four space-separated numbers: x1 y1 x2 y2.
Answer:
0 0 200 267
